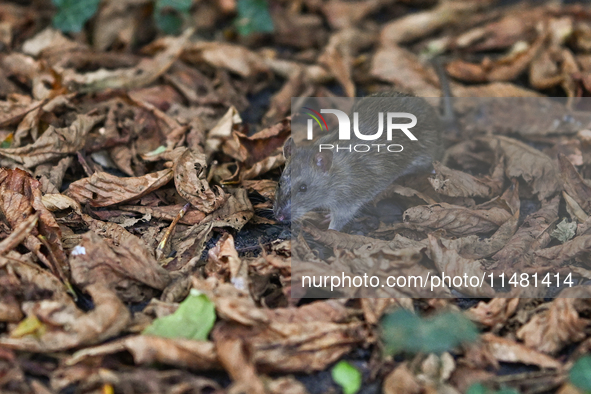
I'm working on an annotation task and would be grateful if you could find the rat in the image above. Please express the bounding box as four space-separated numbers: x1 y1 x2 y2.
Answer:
274 67 455 231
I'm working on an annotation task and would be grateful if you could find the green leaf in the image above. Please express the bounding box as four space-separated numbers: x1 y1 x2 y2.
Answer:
570 355 591 392
332 361 361 394
551 218 577 243
142 289 216 340
156 0 192 13
234 0 274 36
154 12 185 35
52 0 101 33
466 384 519 394
381 309 478 355
154 0 192 35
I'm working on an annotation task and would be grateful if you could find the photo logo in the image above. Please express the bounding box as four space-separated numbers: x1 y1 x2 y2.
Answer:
305 108 418 141
303 107 328 139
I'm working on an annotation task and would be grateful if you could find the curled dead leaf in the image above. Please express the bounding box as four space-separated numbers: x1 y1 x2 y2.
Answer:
173 148 227 213
0 114 102 168
66 169 173 207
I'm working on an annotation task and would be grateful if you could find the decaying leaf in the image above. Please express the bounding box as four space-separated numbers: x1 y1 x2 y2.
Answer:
66 335 220 371
559 153 591 215
69 230 170 302
479 333 562 369
173 148 227 213
516 287 591 354
465 298 520 328
66 169 173 207
62 29 193 93
491 195 559 273
481 135 561 199
429 161 505 198
0 168 69 283
0 114 102 168
404 202 512 237
0 284 130 352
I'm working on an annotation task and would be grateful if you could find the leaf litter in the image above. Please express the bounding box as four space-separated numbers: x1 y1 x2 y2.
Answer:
2 1 591 393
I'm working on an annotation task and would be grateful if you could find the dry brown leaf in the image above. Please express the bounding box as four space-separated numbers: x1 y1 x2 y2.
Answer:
205 233 246 290
173 148 227 213
234 117 291 167
0 96 44 128
559 153 591 215
0 213 38 256
66 169 173 207
480 333 562 369
465 298 520 328
381 0 489 45
242 179 277 201
427 234 496 297
453 82 543 98
481 135 560 199
530 47 565 90
429 161 505 198
453 11 540 52
0 284 129 352
63 29 193 93
213 333 266 394
69 231 170 302
92 0 148 51
66 335 219 370
404 202 512 237
383 362 422 394
446 30 547 82
441 204 519 260
534 233 591 267
370 44 440 97
516 286 591 354
318 28 375 97
242 154 286 181
205 106 242 155
321 0 382 29
170 188 253 268
41 193 81 214
182 41 269 78
119 204 206 225
0 114 102 168
213 319 367 374
0 168 69 283
491 195 559 272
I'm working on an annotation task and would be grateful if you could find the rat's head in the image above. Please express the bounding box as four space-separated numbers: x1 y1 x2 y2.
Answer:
274 137 334 224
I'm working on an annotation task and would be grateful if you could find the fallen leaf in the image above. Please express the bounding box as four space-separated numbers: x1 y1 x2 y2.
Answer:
0 284 130 352
66 169 173 207
516 287 591 354
173 148 227 213
0 114 102 168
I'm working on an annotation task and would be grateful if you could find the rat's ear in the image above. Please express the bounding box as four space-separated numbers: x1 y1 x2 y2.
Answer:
314 150 333 173
283 137 294 159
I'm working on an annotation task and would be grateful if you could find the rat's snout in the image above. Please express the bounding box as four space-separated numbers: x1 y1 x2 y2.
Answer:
273 201 291 223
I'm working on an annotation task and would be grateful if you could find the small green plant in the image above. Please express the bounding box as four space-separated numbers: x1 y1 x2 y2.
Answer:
234 0 274 36
52 0 101 33
466 383 520 394
332 361 362 394
570 355 591 393
381 309 479 355
142 289 216 340
551 218 577 243
154 0 192 35
52 0 274 36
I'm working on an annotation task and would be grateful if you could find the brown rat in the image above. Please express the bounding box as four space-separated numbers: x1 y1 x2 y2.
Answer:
274 90 450 231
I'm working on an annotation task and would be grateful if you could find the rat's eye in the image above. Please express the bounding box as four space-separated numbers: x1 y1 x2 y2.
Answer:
298 184 307 193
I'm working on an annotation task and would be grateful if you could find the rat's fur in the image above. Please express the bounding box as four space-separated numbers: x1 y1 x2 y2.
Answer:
274 92 444 231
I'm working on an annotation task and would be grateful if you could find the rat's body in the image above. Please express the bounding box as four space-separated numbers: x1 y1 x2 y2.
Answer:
274 91 447 231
